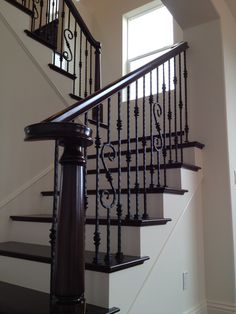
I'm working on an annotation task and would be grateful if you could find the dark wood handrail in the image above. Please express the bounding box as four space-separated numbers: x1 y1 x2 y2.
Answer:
44 41 188 123
65 0 101 48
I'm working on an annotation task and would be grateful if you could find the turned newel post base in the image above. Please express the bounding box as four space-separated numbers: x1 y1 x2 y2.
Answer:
24 122 93 306
53 141 86 302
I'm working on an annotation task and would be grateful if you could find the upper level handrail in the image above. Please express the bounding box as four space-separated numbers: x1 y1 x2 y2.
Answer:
64 0 101 49
44 41 188 123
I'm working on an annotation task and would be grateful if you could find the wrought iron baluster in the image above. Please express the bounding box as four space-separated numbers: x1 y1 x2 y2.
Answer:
55 0 59 19
142 76 148 219
126 86 131 220
84 40 88 98
134 81 140 219
155 67 161 187
51 0 55 21
93 105 101 264
59 0 65 69
162 63 167 186
173 56 178 162
149 71 154 188
31 0 40 32
116 91 123 260
84 113 88 216
45 0 49 25
184 50 189 143
79 29 83 97
89 45 93 95
50 140 59 299
179 53 184 163
72 21 77 95
100 98 116 264
39 0 43 30
66 10 71 73
168 59 173 164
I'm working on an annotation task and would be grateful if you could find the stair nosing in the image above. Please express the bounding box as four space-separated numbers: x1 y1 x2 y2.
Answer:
24 30 57 50
4 0 33 16
0 242 149 273
48 63 77 80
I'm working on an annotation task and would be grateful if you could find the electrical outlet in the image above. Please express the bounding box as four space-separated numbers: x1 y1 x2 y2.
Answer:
182 272 188 290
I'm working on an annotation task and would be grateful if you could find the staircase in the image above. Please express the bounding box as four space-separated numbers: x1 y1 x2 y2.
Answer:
0 1 205 313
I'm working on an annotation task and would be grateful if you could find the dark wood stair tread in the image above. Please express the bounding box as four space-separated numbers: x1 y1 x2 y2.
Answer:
24 30 57 51
0 281 119 314
4 0 33 16
41 187 188 197
10 214 171 226
87 163 201 175
88 141 204 160
0 242 149 273
48 63 77 80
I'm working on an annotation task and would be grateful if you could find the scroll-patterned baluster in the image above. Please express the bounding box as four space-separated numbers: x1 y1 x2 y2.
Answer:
149 71 154 188
184 51 189 143
126 86 131 219
65 11 72 72
162 63 167 186
134 81 140 219
173 57 178 162
116 91 123 260
179 53 184 163
100 98 116 264
50 140 59 299
93 105 101 264
142 76 148 219
168 59 173 164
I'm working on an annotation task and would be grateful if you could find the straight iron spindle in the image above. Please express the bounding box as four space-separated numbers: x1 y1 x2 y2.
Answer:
168 59 173 163
89 45 93 95
179 53 184 162
116 91 123 260
134 81 140 219
79 30 83 97
72 21 77 95
156 67 161 187
142 76 148 219
126 86 131 220
162 63 167 186
84 40 88 98
184 50 189 143
149 71 154 188
59 0 65 69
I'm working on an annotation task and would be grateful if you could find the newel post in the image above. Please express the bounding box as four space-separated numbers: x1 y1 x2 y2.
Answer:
53 140 87 302
24 122 93 307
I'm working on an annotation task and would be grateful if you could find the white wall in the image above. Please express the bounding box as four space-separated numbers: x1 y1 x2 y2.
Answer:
0 7 67 240
183 16 236 310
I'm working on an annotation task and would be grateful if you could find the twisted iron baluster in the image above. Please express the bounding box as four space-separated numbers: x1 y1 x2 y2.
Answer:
162 63 167 187
93 105 101 264
116 91 123 261
168 59 173 164
173 57 178 162
149 71 154 188
126 86 131 220
184 50 189 143
100 98 116 264
134 81 140 219
50 140 59 299
179 53 184 163
142 76 148 219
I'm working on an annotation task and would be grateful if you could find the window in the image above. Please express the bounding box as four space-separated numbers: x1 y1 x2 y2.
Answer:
123 2 175 98
124 2 174 72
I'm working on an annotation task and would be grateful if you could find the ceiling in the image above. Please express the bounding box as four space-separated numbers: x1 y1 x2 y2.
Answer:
162 0 219 29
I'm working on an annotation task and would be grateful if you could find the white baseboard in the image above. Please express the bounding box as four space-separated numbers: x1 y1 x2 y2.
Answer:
183 301 207 314
207 300 236 314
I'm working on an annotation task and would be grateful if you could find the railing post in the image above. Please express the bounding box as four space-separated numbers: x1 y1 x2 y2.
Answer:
93 44 102 121
53 140 88 303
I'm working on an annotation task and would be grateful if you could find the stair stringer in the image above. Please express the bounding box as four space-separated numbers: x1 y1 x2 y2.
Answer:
0 0 75 108
86 169 206 313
